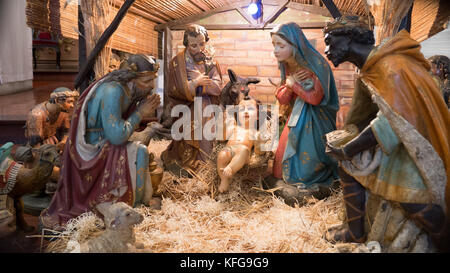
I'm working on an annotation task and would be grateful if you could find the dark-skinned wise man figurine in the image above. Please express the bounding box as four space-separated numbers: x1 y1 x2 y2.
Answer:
323 15 450 251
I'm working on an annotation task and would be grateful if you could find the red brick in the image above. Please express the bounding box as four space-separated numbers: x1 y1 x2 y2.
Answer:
211 39 236 49
211 42 235 50
258 66 280 77
248 50 272 59
235 57 262 66
216 57 235 65
208 31 222 39
337 88 354 97
228 65 258 76
333 70 357 81
254 85 277 95
221 49 247 57
340 80 355 89
239 40 270 51
221 30 246 39
262 57 278 66
246 30 271 40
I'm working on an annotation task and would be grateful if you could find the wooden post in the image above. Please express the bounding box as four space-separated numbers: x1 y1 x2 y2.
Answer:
78 4 89 92
161 27 173 126
75 0 135 91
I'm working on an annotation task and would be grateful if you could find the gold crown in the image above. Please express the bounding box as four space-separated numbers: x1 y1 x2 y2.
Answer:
323 16 371 34
122 61 160 79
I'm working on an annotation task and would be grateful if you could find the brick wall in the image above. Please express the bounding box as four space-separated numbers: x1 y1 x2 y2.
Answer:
171 29 357 129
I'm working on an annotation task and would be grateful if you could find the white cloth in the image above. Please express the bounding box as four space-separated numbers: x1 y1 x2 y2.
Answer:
0 0 33 85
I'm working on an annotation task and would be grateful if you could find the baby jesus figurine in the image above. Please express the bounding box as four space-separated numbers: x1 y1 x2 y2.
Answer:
217 97 263 193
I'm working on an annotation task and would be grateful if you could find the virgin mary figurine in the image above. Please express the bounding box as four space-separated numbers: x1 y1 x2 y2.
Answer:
266 22 339 205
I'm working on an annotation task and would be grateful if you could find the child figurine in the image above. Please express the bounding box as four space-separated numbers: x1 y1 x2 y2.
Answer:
217 97 262 193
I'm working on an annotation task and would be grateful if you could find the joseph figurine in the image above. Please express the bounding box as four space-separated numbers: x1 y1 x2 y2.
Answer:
162 24 222 172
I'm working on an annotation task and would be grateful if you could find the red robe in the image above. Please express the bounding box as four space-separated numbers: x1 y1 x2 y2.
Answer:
273 68 324 179
40 79 134 230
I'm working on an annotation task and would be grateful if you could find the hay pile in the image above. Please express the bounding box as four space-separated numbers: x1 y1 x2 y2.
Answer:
46 139 348 253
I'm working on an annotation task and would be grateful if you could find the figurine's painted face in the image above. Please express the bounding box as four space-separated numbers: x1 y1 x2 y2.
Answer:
324 32 351 67
187 34 207 62
271 34 294 63
133 75 155 91
431 62 443 78
237 99 257 128
58 96 76 113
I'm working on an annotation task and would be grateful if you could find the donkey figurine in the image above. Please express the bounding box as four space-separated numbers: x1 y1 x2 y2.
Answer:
219 69 260 107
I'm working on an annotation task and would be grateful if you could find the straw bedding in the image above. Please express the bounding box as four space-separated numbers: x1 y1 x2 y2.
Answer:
46 139 352 253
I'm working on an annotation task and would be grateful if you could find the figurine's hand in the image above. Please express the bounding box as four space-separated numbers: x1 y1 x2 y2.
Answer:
194 75 214 87
286 75 296 88
44 136 59 145
137 94 161 118
56 141 66 152
294 70 312 82
325 143 350 161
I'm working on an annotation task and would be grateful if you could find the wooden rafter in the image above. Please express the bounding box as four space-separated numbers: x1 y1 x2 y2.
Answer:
187 0 208 12
75 0 136 91
169 21 326 30
263 0 290 27
236 6 259 26
113 0 170 23
154 0 358 31
154 0 249 31
286 2 333 17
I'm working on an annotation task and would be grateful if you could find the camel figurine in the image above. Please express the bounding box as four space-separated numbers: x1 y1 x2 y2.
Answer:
1 144 61 233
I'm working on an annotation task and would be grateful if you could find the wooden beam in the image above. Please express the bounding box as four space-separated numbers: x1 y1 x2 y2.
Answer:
262 0 283 5
187 0 207 12
236 6 258 27
263 0 290 27
129 6 167 24
78 4 89 92
161 27 173 125
154 0 250 31
169 22 326 30
112 0 168 24
286 2 359 17
75 0 135 91
321 0 342 19
286 2 333 17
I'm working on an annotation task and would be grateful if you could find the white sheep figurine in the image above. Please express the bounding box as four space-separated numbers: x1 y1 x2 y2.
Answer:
77 202 146 253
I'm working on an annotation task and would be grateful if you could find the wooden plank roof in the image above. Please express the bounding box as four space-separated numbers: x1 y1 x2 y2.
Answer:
131 0 368 25
25 0 449 55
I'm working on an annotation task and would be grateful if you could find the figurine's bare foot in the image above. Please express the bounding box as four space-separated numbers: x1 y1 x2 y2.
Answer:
222 166 233 178
218 177 231 193
325 224 366 244
218 167 225 177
